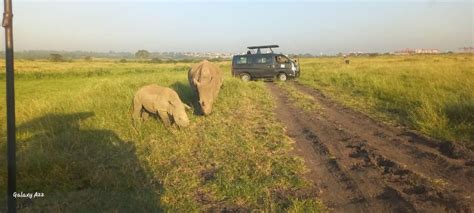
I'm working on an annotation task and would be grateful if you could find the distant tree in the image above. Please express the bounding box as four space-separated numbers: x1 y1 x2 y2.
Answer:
368 53 379 57
180 58 196 63
49 53 64 62
119 59 127 63
135 50 150 59
208 58 222 62
84 56 92 61
150 58 162 63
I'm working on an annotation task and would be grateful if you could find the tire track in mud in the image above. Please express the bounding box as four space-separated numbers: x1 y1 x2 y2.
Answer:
267 82 473 212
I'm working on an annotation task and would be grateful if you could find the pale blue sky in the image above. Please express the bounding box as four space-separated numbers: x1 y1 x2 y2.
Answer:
2 0 473 54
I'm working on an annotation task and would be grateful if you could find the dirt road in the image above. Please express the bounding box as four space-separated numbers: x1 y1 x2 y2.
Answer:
267 82 473 213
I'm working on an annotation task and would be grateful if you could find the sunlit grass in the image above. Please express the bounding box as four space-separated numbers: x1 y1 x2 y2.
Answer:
298 54 474 148
0 60 323 211
277 82 322 113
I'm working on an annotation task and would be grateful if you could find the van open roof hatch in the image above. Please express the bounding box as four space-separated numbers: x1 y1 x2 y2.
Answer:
248 45 279 54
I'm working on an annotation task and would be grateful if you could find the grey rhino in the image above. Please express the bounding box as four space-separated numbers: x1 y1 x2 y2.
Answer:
188 60 223 115
132 84 190 127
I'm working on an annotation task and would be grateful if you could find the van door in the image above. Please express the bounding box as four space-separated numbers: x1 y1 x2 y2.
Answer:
253 54 274 78
275 55 292 76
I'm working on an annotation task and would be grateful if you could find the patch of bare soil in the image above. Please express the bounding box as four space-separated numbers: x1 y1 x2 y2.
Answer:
267 82 473 213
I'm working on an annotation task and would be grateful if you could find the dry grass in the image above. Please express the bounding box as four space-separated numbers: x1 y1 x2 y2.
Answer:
298 54 474 148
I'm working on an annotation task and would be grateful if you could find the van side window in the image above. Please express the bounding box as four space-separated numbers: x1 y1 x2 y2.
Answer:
256 56 272 64
236 56 249 64
276 55 289 64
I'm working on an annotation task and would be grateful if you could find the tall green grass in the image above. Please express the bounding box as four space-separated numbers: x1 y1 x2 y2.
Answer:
298 54 474 148
0 60 325 211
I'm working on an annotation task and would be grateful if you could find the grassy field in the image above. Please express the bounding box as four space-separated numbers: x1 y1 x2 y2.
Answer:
0 59 325 211
0 54 472 211
298 54 474 148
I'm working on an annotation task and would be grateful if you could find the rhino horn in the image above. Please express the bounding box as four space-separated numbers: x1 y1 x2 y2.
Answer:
184 104 191 110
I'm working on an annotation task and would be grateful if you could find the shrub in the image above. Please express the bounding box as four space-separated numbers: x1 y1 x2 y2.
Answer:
49 53 65 62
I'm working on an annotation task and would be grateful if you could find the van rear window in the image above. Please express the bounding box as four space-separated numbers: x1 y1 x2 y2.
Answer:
236 56 249 64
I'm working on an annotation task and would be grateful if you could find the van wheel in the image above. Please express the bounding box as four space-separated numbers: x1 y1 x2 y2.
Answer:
240 73 251 81
277 73 287 81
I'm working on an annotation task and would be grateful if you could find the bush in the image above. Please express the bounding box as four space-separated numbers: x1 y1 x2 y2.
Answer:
135 50 150 59
149 58 162 63
49 53 65 62
368 53 379 57
208 58 224 62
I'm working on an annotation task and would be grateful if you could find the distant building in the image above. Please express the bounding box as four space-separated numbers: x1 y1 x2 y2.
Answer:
414 49 439 54
394 48 439 55
181 51 234 59
394 48 415 55
458 47 474 53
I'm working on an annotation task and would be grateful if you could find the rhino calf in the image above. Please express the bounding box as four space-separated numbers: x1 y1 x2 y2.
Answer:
132 84 190 127
188 60 223 115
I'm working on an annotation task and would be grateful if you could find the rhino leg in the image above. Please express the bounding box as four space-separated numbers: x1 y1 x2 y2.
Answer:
141 110 150 120
157 110 171 127
132 98 143 121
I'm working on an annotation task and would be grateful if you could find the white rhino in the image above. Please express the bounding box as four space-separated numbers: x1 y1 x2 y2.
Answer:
132 84 190 127
188 60 223 115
